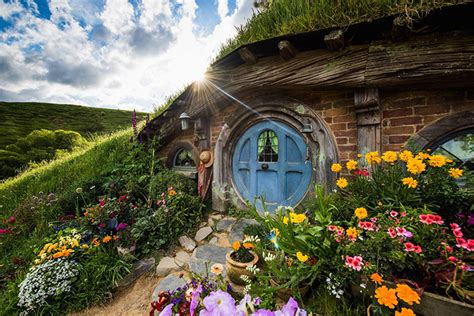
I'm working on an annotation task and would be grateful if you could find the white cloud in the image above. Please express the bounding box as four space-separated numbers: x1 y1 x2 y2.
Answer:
0 0 255 112
0 0 23 20
217 0 229 19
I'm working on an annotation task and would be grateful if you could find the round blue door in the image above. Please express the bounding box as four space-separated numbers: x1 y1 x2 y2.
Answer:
232 120 312 211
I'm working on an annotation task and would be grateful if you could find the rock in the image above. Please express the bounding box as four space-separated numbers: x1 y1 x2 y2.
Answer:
193 244 228 263
118 257 155 289
210 214 223 220
207 217 215 226
209 237 218 245
179 235 196 252
156 257 180 276
152 274 187 301
216 218 236 232
194 226 213 242
229 218 259 242
175 251 191 267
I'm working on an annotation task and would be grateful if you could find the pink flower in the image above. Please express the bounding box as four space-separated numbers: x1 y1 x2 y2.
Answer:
118 195 127 202
7 216 15 224
371 217 378 223
432 214 444 224
462 239 474 251
387 227 397 238
345 256 363 271
414 246 422 253
0 229 13 235
327 225 337 231
456 237 466 248
99 223 105 228
358 221 375 231
419 214 434 225
446 246 453 253
401 212 407 217
453 229 463 238
99 200 105 207
450 223 460 230
404 242 422 253
390 211 398 217
448 256 457 262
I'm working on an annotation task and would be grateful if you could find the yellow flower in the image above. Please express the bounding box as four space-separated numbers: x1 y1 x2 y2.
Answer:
346 227 358 239
47 244 58 253
406 158 426 175
395 308 416 316
375 286 398 309
371 273 383 285
290 212 307 224
396 284 420 306
449 168 463 179
272 228 280 236
210 263 224 275
357 154 362 158
287 257 293 266
283 216 289 225
399 150 413 162
232 241 241 251
346 160 358 171
296 251 308 263
331 163 342 173
402 177 418 189
428 154 447 167
354 207 368 220
102 236 112 243
415 152 430 160
366 151 382 165
336 177 348 189
382 151 398 164
446 159 453 163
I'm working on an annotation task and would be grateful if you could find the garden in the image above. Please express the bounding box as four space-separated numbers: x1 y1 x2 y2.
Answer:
1 141 473 315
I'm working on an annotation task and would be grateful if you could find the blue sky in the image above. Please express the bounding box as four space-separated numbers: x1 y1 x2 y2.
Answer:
0 0 253 111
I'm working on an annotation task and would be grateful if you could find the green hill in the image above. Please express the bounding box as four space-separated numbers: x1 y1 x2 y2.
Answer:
0 102 146 148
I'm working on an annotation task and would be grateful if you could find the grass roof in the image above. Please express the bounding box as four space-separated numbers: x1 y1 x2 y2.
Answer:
216 0 469 59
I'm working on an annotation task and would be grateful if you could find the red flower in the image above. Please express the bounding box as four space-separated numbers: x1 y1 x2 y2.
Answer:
387 227 397 238
7 216 15 224
118 195 127 202
99 200 106 207
404 242 422 253
390 211 398 217
448 256 457 262
453 228 463 238
0 228 13 235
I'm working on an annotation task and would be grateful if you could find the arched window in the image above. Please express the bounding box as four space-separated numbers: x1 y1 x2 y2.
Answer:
257 130 279 162
431 128 473 171
173 148 196 169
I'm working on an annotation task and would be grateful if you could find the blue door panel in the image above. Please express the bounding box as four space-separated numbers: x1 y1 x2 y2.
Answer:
232 120 312 211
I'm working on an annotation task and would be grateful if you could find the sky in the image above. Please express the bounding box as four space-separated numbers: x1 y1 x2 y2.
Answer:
0 0 255 112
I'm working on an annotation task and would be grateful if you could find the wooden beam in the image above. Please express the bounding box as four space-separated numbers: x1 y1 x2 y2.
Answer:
278 40 297 61
324 29 345 51
354 88 379 108
238 47 258 64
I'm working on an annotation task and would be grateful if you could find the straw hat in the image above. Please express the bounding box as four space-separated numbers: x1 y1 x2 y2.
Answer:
199 149 214 168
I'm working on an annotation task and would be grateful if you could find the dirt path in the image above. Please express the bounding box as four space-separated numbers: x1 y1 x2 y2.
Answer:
72 274 160 316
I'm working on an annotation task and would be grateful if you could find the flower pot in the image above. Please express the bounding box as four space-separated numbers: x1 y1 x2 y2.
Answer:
269 279 310 302
226 250 258 285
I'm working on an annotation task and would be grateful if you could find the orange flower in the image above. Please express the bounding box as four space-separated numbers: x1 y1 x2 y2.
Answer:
396 284 420 305
103 236 112 243
395 307 416 316
232 241 241 251
168 189 177 196
375 286 398 309
210 263 223 275
370 273 383 285
52 252 64 259
92 238 100 247
243 242 254 249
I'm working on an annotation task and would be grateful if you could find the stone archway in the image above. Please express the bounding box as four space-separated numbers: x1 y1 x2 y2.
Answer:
212 95 338 212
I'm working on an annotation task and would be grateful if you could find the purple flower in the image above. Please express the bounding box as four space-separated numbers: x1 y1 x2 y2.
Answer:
190 284 202 316
253 297 262 306
404 231 413 238
468 214 474 226
117 223 128 231
253 310 275 316
159 304 173 316
199 290 236 316
237 294 251 314
275 297 306 316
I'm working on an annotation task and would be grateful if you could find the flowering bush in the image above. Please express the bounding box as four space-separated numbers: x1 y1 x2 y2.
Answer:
18 258 79 312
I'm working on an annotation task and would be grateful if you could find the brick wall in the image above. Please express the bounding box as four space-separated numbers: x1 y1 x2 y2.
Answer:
160 88 473 170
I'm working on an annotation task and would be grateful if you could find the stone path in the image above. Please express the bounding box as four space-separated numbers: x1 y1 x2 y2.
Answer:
151 213 258 299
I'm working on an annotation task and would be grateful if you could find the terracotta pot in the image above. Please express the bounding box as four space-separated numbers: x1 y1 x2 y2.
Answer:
269 279 310 302
226 251 258 285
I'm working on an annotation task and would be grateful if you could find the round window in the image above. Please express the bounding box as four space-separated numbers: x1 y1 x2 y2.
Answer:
173 149 196 169
431 128 473 171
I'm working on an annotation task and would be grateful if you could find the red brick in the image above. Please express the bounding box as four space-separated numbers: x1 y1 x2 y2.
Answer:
383 126 415 135
334 130 356 137
336 137 348 144
333 99 353 108
415 105 449 115
347 122 357 129
338 144 358 152
423 114 444 125
383 144 404 152
333 115 355 123
324 107 347 117
389 135 410 144
383 108 413 118
324 117 333 124
389 116 422 126
389 97 425 107
330 123 348 131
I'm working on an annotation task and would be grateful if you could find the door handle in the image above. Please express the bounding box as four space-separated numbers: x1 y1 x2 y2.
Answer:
261 163 269 170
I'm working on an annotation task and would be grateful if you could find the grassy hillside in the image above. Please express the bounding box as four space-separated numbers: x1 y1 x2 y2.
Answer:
217 0 469 59
0 102 146 148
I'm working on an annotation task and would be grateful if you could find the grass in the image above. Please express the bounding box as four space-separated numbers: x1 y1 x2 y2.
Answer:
0 102 146 148
0 128 133 212
216 0 469 59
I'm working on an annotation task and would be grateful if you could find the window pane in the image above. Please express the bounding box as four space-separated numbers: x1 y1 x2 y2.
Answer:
174 149 195 167
433 130 473 170
258 130 278 162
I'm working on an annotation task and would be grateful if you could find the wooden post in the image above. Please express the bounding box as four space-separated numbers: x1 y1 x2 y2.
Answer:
324 29 345 51
354 88 381 153
278 40 297 61
238 47 258 64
